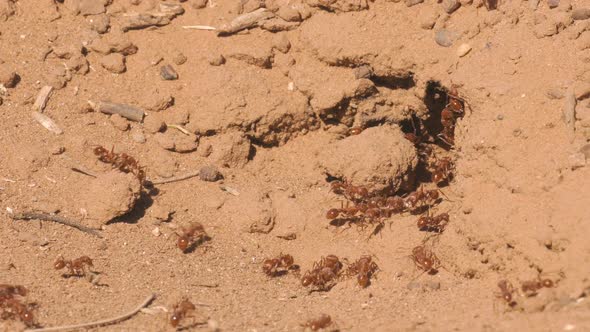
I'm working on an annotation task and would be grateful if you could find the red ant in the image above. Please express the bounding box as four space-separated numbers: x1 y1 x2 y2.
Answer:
495 280 516 307
404 186 441 211
301 314 332 331
330 180 369 202
262 254 297 277
1 298 36 327
301 255 343 291
430 157 454 185
410 245 440 275
169 298 196 328
177 222 208 253
345 256 379 288
438 86 466 147
520 275 557 297
54 255 94 277
417 212 450 233
93 145 145 182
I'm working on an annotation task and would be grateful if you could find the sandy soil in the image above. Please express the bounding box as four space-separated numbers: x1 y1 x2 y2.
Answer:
1 0 590 331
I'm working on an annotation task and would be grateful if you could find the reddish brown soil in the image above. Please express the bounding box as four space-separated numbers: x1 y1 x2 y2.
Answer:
1 0 590 331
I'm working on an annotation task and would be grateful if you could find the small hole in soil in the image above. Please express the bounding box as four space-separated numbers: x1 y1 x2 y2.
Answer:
369 72 415 90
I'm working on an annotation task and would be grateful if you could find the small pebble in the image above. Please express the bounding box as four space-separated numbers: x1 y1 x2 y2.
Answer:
496 114 504 120
172 52 187 65
130 128 146 143
442 0 460 14
199 165 222 182
110 114 130 131
151 227 161 237
208 319 220 332
548 0 559 9
160 65 178 80
154 133 176 151
100 53 126 74
456 43 472 57
192 0 208 9
354 65 373 79
405 0 424 7
435 29 455 47
0 68 18 88
572 9 590 21
209 54 226 66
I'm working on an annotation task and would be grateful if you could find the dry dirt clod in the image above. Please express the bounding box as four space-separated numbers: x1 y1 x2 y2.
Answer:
100 53 127 74
442 0 461 14
209 54 226 66
160 65 179 80
191 0 208 9
572 9 590 21
318 126 417 193
77 171 141 228
435 29 455 47
0 67 18 88
173 52 188 65
199 165 222 182
405 0 424 7
110 114 130 131
144 115 166 133
88 14 110 34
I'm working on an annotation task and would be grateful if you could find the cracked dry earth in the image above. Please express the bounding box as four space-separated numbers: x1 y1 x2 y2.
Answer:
1 0 590 331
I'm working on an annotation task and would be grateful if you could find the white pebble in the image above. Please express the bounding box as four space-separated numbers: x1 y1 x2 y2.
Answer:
457 43 472 57
152 227 161 237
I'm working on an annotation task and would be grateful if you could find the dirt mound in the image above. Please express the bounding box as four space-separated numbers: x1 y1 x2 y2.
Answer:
1 0 590 331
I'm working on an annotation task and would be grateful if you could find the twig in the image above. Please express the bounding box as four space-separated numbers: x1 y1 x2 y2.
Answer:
150 170 200 185
182 25 216 30
167 124 191 135
217 8 274 36
192 283 219 288
71 166 98 178
88 100 145 122
564 86 576 141
33 86 53 112
32 111 63 135
9 211 103 238
25 293 156 332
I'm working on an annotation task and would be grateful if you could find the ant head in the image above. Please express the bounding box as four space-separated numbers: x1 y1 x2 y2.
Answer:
542 279 554 288
357 274 369 288
422 258 433 270
301 275 313 286
326 209 339 220
280 255 294 267
417 217 428 229
169 313 181 327
20 310 35 326
15 286 27 296
54 257 65 270
432 172 443 184
93 146 107 155
177 237 189 252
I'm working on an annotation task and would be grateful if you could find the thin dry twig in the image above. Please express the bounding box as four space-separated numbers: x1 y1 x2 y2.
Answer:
167 124 191 136
32 111 63 135
9 211 102 238
88 100 145 122
217 8 274 36
33 86 53 112
25 293 156 332
182 25 216 30
150 170 200 185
